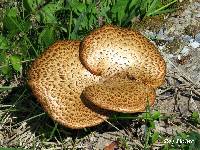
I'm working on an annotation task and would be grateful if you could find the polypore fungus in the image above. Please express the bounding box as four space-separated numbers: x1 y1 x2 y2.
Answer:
28 25 166 129
28 41 109 129
80 25 166 88
83 78 156 113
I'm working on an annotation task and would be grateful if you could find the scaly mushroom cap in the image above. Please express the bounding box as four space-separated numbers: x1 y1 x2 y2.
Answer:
83 78 156 113
28 41 109 129
80 25 166 88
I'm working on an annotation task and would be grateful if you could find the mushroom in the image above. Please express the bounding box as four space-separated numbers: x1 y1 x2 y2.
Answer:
80 25 166 88
83 78 156 113
28 25 166 129
28 40 109 129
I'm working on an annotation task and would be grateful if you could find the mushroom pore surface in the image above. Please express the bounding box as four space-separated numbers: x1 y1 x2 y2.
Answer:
80 25 166 88
28 40 109 129
83 78 156 113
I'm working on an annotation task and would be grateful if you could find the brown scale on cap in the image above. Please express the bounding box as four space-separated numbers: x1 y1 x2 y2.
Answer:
83 78 156 113
28 40 110 129
80 25 166 88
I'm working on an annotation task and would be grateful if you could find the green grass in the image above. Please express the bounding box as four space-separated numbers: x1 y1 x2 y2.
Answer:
1 0 200 149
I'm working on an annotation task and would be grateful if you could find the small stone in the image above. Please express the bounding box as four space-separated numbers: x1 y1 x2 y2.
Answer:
196 13 200 18
182 35 193 42
195 33 200 42
180 46 190 55
189 41 200 48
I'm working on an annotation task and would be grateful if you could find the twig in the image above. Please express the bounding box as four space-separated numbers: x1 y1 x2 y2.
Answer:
96 0 103 26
